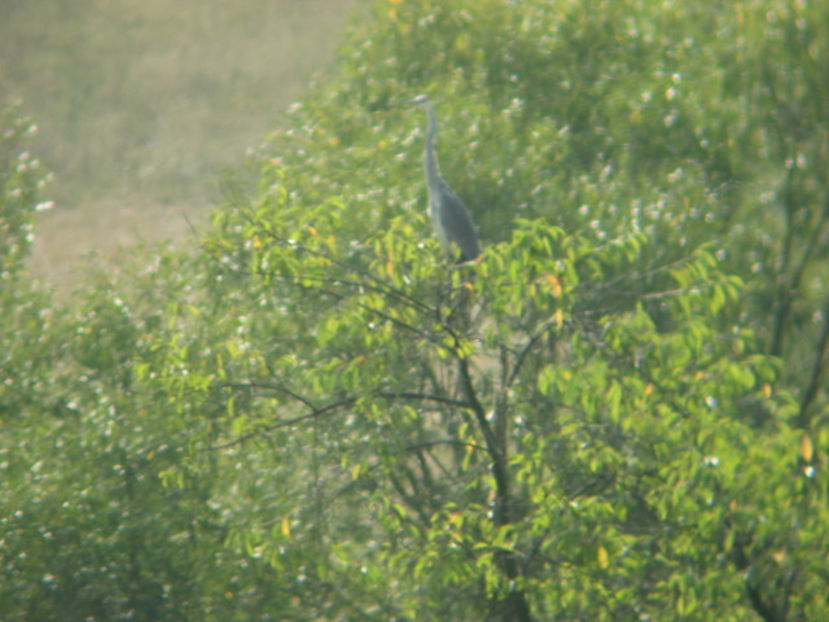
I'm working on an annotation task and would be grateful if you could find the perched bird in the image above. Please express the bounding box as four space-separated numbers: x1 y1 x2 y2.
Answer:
411 94 481 263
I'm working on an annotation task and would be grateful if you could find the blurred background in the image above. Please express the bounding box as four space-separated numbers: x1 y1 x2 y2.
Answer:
0 0 363 287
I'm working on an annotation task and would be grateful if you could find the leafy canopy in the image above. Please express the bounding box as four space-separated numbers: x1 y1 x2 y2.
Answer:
1 0 827 620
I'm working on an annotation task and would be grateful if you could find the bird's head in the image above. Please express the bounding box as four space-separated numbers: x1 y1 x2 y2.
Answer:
409 94 431 107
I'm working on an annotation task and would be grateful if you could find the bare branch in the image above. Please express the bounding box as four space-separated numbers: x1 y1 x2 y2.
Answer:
258 227 431 313
210 385 478 451
217 381 316 409
376 391 469 409
208 396 358 451
507 318 560 388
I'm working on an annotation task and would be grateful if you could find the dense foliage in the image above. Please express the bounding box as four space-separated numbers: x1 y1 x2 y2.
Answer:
2 1 827 620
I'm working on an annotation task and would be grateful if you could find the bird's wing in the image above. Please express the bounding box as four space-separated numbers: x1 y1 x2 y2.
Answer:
436 180 481 260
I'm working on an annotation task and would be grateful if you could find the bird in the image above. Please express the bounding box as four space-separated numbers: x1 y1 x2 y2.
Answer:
410 94 481 263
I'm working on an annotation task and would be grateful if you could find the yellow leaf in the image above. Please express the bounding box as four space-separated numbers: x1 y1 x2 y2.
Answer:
545 274 562 297
644 383 654 396
762 384 772 398
281 517 291 537
554 307 563 327
306 225 318 236
772 549 786 565
801 434 814 462
597 546 609 568
252 235 262 248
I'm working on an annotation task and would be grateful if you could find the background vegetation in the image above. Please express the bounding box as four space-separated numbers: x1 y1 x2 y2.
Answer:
1 0 360 289
2 0 827 620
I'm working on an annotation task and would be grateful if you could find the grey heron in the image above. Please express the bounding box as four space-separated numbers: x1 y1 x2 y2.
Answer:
411 94 481 263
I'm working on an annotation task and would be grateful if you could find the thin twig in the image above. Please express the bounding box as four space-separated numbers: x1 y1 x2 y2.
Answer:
208 396 358 450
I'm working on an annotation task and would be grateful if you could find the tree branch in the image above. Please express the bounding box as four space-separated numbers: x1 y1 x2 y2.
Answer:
405 438 488 454
376 391 470 409
798 297 829 428
218 381 316 409
208 396 358 450
455 346 532 621
210 384 480 451
507 318 560 388
258 227 431 313
770 172 826 357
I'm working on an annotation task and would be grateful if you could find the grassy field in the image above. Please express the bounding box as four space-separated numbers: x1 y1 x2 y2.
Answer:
0 0 362 291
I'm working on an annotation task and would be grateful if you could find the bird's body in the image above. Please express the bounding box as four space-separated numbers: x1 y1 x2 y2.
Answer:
411 95 481 262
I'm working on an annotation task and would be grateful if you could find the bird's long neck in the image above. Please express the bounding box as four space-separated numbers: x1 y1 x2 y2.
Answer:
423 103 442 194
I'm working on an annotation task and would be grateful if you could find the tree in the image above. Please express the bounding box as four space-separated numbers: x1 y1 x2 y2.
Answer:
146 1 824 618
0 105 289 622
151 151 819 618
2 0 826 619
